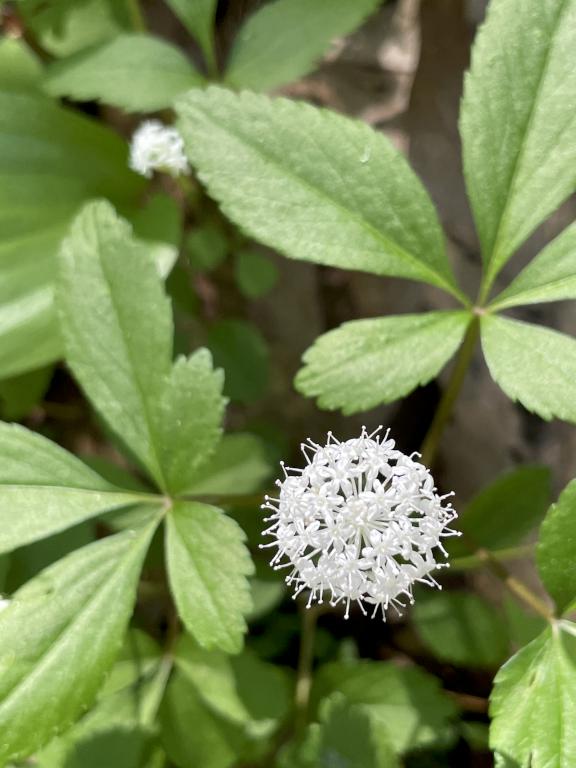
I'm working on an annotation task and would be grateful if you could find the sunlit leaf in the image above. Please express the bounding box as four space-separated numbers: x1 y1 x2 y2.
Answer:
177 87 463 297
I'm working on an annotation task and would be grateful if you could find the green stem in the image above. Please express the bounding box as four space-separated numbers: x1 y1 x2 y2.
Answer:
451 543 534 571
294 604 320 737
420 317 480 466
126 0 146 32
475 547 554 621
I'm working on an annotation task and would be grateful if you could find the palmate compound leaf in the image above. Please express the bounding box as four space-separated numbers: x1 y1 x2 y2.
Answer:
44 34 204 112
176 87 465 300
481 315 576 424
224 0 380 92
0 91 143 380
490 221 576 310
490 622 576 767
165 502 254 654
58 201 226 494
537 479 576 615
296 310 471 415
0 421 155 556
460 0 576 295
0 518 160 764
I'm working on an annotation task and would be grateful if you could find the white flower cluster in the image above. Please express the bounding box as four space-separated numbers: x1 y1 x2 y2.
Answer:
262 427 459 620
129 120 189 179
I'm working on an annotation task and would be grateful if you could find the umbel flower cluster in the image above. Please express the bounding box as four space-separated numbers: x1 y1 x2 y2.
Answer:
129 120 189 179
262 427 459 619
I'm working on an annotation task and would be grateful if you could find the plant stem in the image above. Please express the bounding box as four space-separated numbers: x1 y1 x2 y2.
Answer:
475 547 554 621
446 690 488 713
420 317 480 466
451 543 534 571
294 604 320 737
126 0 146 32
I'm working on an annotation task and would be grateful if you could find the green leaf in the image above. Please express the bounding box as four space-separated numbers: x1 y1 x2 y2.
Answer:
481 315 576 424
0 365 53 420
38 728 157 768
225 0 380 92
132 192 181 247
413 592 509 667
160 638 290 768
160 671 240 768
16 0 93 34
5 521 95 592
176 87 462 298
278 694 399 768
59 201 227 495
234 250 279 299
460 0 576 292
165 0 217 70
181 432 271 496
36 631 163 767
44 34 204 112
37 0 126 58
0 92 142 379
0 522 159 764
155 349 226 495
131 191 182 277
504 596 547 649
165 502 254 653
449 465 551 558
491 222 576 310
537 479 576 614
186 222 229 273
208 319 269 403
174 634 291 730
316 693 398 768
0 422 151 555
248 577 284 622
0 555 10 592
276 728 322 768
490 622 576 767
461 722 490 753
0 38 43 92
58 201 173 487
312 661 458 754
297 311 470 415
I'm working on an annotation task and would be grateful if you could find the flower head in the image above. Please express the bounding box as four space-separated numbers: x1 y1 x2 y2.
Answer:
129 120 189 178
261 426 459 620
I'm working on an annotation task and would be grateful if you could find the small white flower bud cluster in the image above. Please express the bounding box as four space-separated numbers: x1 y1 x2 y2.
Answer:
129 120 189 179
262 427 459 620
